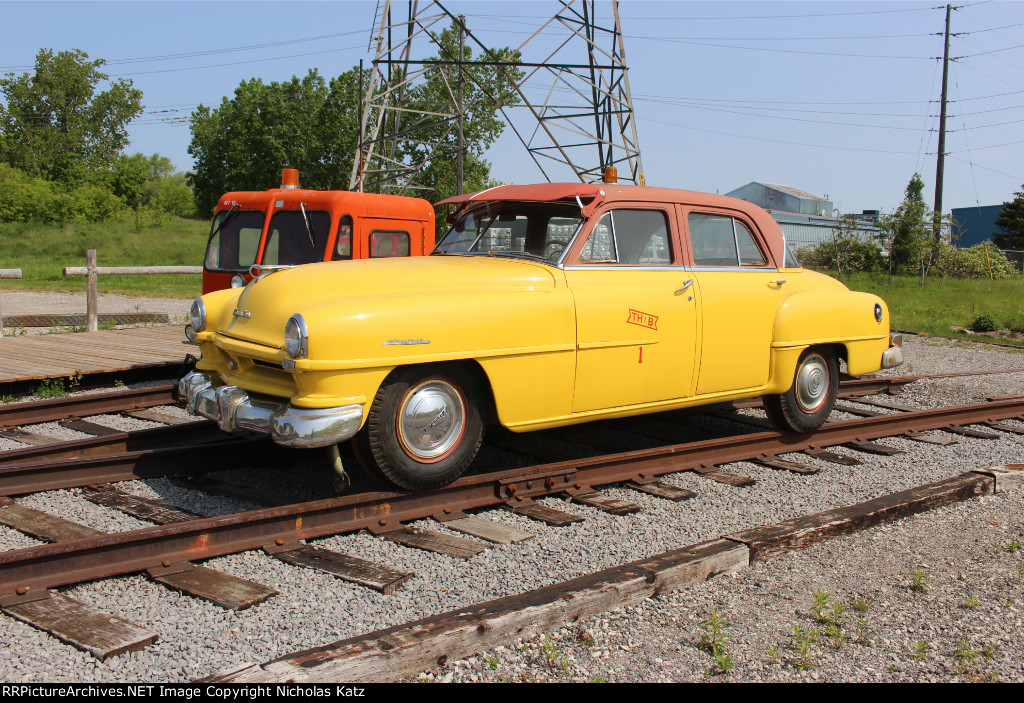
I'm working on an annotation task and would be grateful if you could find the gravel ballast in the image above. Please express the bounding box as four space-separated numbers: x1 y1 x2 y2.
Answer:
0 304 1022 682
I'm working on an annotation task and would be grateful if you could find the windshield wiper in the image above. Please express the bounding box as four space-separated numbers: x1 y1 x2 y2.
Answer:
207 202 240 247
300 202 316 249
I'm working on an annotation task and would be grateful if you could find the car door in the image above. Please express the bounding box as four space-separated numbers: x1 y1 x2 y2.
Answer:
685 210 788 395
564 206 699 413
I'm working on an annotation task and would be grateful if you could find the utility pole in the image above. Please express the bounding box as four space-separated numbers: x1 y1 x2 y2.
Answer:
932 4 951 246
457 14 465 195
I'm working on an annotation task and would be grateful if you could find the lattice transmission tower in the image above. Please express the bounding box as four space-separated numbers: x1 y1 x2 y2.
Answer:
350 0 644 194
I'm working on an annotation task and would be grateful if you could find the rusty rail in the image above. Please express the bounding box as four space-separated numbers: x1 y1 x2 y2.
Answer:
2 395 1021 598
0 384 177 430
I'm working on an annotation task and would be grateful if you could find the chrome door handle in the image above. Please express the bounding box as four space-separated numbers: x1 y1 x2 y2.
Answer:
674 279 694 296
769 279 786 286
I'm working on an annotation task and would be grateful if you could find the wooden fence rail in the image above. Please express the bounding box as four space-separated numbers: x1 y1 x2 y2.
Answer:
60 250 201 332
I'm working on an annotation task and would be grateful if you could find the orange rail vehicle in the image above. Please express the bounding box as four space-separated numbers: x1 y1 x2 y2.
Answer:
202 168 436 293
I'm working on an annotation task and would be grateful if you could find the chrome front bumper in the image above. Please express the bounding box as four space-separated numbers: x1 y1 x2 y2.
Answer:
178 371 362 449
881 332 904 369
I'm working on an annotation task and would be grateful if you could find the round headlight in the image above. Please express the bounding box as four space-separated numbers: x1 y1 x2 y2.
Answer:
189 298 207 333
230 274 246 288
284 314 309 358
874 303 883 323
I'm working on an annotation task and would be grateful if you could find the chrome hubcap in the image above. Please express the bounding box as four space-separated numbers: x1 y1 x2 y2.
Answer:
397 379 466 461
795 355 829 413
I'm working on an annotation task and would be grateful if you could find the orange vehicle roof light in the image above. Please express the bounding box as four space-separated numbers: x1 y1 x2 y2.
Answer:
603 165 618 184
281 168 300 189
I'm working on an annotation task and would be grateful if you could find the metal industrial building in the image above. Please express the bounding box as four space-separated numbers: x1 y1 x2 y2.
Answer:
726 182 879 251
950 204 1004 247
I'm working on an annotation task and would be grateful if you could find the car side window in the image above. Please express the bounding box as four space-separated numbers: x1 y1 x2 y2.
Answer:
578 210 671 265
735 220 767 266
689 213 738 266
689 213 767 267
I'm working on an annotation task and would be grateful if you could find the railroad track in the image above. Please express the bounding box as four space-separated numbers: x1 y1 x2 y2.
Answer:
1 370 1023 660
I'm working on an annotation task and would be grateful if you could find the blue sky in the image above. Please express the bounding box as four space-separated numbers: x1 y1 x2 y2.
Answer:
2 0 1022 215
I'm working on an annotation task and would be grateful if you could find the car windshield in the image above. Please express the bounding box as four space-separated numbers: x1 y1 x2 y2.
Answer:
434 201 583 263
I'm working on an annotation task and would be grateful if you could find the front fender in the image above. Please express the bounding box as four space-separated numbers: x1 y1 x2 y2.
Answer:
772 289 892 378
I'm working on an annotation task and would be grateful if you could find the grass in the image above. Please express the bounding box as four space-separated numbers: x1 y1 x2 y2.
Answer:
836 271 1024 348
0 217 208 299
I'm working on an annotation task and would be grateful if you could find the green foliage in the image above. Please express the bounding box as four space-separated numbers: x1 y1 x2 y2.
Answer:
912 641 929 661
970 314 1001 332
0 158 197 224
698 609 733 653
34 378 66 398
0 164 129 223
797 235 884 276
789 624 820 672
908 568 931 594
877 173 938 280
188 68 364 215
396 20 523 208
698 610 735 676
934 243 1018 280
994 184 1024 250
0 48 143 183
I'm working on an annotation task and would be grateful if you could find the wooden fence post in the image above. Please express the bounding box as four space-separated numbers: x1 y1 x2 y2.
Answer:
86 249 98 332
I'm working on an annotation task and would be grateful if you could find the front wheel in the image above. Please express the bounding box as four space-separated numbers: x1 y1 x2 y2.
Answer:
354 365 485 490
763 348 838 433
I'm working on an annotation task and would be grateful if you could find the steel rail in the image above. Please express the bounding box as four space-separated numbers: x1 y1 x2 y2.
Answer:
0 421 218 467
1 396 1022 598
0 369 1018 498
0 375 922 495
0 384 178 429
0 438 277 495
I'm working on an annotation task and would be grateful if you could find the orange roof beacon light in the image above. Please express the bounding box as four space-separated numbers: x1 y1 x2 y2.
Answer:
281 168 300 189
603 165 618 184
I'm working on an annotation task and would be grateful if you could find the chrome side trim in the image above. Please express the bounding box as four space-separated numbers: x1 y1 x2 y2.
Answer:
382 339 431 346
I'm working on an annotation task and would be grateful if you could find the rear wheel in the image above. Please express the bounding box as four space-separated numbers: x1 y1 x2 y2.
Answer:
354 365 485 490
764 348 838 433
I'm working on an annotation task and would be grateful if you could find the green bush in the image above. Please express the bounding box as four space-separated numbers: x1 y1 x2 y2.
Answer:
0 164 130 223
971 314 1001 332
797 238 884 273
0 162 198 224
934 243 1018 280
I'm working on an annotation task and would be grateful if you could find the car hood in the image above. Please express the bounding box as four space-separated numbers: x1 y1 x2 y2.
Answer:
218 255 559 348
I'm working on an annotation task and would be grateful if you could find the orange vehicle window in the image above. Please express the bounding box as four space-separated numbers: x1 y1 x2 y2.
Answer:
332 215 353 261
263 210 332 265
369 230 410 258
205 210 265 270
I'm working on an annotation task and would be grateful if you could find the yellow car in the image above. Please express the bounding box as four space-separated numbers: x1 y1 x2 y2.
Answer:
180 183 903 491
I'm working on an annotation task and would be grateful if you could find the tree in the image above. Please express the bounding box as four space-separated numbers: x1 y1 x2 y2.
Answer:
187 68 363 215
0 49 143 183
877 173 934 282
993 184 1024 250
395 19 523 204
